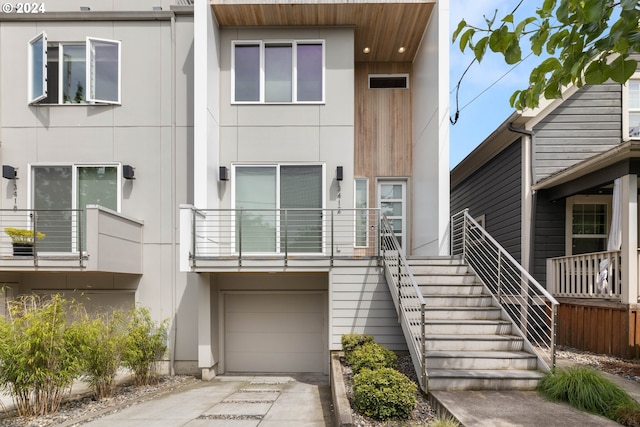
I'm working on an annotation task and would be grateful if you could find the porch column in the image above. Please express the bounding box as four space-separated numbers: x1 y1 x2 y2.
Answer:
196 273 216 378
621 174 638 305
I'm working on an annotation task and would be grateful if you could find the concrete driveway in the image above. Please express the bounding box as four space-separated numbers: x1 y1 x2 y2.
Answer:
80 374 333 427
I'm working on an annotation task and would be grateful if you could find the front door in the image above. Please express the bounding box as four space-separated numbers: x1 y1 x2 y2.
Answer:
378 181 407 253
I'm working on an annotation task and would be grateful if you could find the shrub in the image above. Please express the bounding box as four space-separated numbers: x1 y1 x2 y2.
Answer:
347 341 397 373
429 415 461 427
537 366 637 420
341 333 374 356
352 367 417 420
68 309 127 399
122 306 169 386
0 294 81 417
615 402 640 427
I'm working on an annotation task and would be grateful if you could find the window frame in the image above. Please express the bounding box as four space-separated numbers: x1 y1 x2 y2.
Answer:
231 163 326 254
565 195 611 256
231 40 325 104
354 178 369 248
28 35 121 105
368 73 410 89
625 73 640 140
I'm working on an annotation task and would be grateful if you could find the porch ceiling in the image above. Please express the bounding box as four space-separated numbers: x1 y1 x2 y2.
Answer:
209 0 435 62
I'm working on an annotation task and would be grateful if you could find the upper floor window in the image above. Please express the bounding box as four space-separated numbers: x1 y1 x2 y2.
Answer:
28 32 121 105
232 40 324 104
629 78 640 138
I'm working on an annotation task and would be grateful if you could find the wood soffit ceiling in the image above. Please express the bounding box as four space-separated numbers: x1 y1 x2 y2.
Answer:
210 1 435 62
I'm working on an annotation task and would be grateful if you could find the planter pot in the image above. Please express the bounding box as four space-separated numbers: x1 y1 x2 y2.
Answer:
12 243 34 256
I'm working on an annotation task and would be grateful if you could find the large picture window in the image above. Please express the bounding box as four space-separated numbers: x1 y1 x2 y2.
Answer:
232 40 324 104
28 32 121 105
233 164 324 253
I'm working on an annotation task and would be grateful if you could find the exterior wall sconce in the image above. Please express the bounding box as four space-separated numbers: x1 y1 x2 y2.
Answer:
80 6 91 11
2 165 16 179
219 166 229 181
152 6 162 10
336 166 343 181
123 165 135 180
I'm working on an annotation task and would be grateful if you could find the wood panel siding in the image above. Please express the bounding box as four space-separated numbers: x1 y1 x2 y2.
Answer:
557 299 640 358
532 190 565 288
451 140 523 262
330 263 407 351
210 1 434 63
355 63 413 179
533 83 622 183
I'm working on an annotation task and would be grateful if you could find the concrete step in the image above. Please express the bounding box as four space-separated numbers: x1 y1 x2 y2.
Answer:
407 257 465 266
427 369 545 391
425 334 524 351
423 295 493 308
423 319 512 335
425 350 538 370
409 264 470 275
413 274 478 285
418 283 484 295
419 307 503 320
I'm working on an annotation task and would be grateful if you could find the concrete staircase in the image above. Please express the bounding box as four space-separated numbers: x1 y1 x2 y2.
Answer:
408 257 545 391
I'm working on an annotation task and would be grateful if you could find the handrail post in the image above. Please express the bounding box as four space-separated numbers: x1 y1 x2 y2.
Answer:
284 209 289 267
238 209 243 267
31 211 38 267
421 303 427 392
497 250 502 303
461 212 468 261
397 249 402 320
191 208 196 268
78 210 84 268
551 303 557 369
330 210 333 267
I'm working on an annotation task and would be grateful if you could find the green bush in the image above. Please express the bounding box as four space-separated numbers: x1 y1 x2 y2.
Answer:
0 294 82 417
68 309 127 399
615 401 640 427
122 306 169 386
347 341 397 373
341 333 374 356
352 367 417 420
537 366 637 421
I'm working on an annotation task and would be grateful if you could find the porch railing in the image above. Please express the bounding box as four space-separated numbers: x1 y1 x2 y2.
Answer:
380 215 427 391
451 209 559 371
548 251 622 299
0 209 84 265
188 208 380 266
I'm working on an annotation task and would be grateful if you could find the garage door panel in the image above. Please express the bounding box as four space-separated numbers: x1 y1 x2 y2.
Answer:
226 311 323 333
224 292 326 373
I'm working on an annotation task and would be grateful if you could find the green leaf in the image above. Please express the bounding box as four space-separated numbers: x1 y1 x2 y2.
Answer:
609 56 637 84
530 21 550 55
502 13 514 24
459 28 475 52
539 0 557 17
473 37 489 62
504 41 522 64
556 0 569 24
584 60 610 85
489 25 511 53
621 0 638 10
515 17 537 37
452 19 467 43
583 0 606 22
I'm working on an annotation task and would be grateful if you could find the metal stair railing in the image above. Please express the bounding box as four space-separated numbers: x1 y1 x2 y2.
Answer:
451 209 559 371
380 215 427 392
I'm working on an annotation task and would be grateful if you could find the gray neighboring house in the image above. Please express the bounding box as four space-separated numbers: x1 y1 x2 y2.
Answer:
451 66 640 358
0 1 198 374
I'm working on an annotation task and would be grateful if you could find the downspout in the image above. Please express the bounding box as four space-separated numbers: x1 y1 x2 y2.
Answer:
508 123 536 273
170 11 177 377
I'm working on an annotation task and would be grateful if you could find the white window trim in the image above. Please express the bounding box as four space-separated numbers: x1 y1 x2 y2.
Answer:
354 178 369 248
230 163 326 255
28 31 48 103
565 195 611 255
28 36 121 105
231 40 325 104
624 72 640 141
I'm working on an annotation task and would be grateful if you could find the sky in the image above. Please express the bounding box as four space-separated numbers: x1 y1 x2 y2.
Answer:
449 0 541 169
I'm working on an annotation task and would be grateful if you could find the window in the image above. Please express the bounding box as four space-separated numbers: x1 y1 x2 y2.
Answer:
31 164 120 252
233 164 324 253
355 178 368 247
369 74 409 89
28 32 121 105
629 78 640 138
232 40 324 103
566 196 610 255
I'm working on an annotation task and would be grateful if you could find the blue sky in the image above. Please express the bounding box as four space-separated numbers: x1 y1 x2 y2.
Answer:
449 0 540 169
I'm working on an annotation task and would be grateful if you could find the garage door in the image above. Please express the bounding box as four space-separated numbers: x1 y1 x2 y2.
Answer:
224 292 326 373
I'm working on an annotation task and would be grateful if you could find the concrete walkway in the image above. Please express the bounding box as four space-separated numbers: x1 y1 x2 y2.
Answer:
80 374 333 427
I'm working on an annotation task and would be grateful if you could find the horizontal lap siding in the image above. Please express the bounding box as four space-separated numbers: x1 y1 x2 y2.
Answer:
533 190 565 288
330 263 406 351
533 84 622 183
451 140 522 262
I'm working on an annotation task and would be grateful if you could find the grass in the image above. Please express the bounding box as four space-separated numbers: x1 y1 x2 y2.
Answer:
537 366 640 425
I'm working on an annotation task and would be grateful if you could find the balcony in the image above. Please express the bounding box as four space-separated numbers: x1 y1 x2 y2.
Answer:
0 206 143 273
180 207 381 270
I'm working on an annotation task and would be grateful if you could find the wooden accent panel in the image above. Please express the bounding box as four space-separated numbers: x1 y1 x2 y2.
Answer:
556 300 640 358
354 62 412 182
210 2 434 63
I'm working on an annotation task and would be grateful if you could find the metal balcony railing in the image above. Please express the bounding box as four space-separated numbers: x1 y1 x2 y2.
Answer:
451 209 559 371
0 209 85 266
188 208 380 267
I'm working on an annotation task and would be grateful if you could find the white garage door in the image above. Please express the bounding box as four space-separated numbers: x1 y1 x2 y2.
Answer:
224 292 326 373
